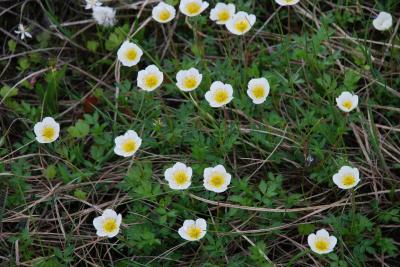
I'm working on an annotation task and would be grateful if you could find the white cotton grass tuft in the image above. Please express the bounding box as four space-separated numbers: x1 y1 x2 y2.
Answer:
178 218 207 241
85 0 102 10
307 229 337 254
93 209 122 238
34 117 60 144
92 6 116 27
372 12 393 31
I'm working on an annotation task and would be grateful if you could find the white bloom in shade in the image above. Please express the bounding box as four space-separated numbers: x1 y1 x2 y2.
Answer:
34 117 60 144
308 229 337 254
205 81 233 107
179 0 209 17
332 166 360 190
92 6 116 27
93 209 122 238
117 41 143 67
14 24 32 40
247 78 270 104
203 165 231 193
336 91 358 112
373 12 393 31
164 162 192 190
176 68 202 92
114 130 142 157
137 65 164 92
152 2 176 23
85 0 102 9
178 218 207 241
225 11 256 35
275 0 300 6
210 3 235 25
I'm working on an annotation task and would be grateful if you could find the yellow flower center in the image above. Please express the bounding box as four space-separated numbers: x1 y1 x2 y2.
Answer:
102 218 117 233
342 174 356 187
217 10 230 22
214 89 229 104
173 170 189 186
183 76 198 89
186 2 201 15
159 9 171 21
252 86 265 99
315 238 329 252
125 48 137 61
42 126 55 141
122 139 137 153
187 225 202 240
234 19 250 33
342 100 353 110
209 173 225 188
144 74 159 89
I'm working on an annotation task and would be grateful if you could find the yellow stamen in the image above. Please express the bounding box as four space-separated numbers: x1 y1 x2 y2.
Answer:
159 10 171 21
102 218 117 233
144 74 159 88
342 100 353 110
214 89 229 104
173 170 189 186
125 48 137 61
342 174 355 187
122 139 137 153
217 10 230 22
183 76 197 89
42 127 55 141
187 226 202 239
186 2 201 15
209 173 225 188
234 19 249 33
315 238 329 252
252 86 265 99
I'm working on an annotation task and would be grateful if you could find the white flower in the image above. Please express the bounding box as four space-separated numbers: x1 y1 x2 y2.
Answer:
14 24 32 40
332 166 360 190
92 6 116 27
373 12 393 31
179 0 209 17
275 0 300 6
117 41 143 67
178 218 207 241
210 3 235 25
34 117 60 144
225 11 256 35
176 67 202 92
205 81 233 107
85 0 102 10
114 130 142 157
203 165 231 193
137 65 164 92
164 162 192 190
247 78 270 104
93 209 122 238
336 91 358 112
308 229 337 254
152 2 176 23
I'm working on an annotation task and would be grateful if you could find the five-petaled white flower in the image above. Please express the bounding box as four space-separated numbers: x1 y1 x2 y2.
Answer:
92 6 116 27
336 91 358 113
85 0 102 10
14 24 32 40
333 166 360 190
308 229 337 254
203 164 231 193
247 77 270 104
93 209 122 238
210 3 235 25
178 218 207 241
179 0 209 17
176 67 203 92
373 11 393 31
205 81 233 107
152 2 176 23
114 130 142 157
275 0 300 6
117 41 143 67
137 65 164 92
34 117 60 144
226 11 256 35
164 162 192 190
